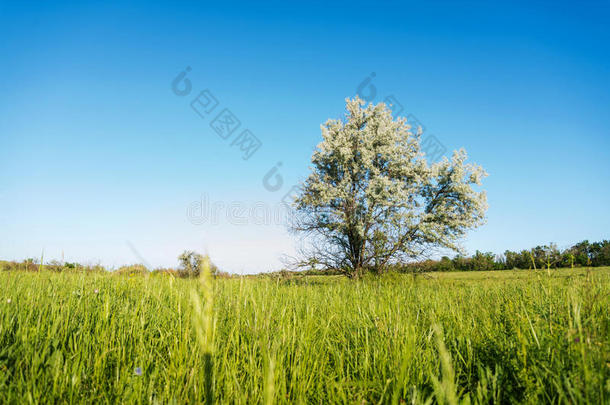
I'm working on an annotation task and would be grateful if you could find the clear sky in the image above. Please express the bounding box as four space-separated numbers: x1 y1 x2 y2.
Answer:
1 1 609 273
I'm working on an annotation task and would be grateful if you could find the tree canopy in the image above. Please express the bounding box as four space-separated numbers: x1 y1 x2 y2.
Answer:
292 97 488 277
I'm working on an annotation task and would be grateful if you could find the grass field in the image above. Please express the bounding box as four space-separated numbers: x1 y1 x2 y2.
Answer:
0 267 609 404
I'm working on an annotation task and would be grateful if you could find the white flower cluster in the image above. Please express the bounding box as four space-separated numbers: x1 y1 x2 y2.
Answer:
292 97 488 274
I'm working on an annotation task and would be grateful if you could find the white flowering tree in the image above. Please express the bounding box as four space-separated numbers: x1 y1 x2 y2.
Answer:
292 97 488 277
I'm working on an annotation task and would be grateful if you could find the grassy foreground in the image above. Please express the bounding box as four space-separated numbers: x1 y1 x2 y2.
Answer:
0 268 609 404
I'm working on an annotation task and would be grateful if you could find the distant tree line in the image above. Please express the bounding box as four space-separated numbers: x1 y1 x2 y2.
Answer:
0 250 226 278
2 241 609 276
396 240 610 272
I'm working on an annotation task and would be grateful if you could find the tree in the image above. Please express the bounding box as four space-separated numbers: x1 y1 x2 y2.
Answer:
472 251 496 271
177 251 219 278
438 256 455 272
178 251 203 277
592 240 610 266
291 97 488 277
542 243 561 270
570 240 592 266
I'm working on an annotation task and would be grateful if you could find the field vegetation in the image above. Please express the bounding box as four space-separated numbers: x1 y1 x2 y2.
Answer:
1 266 608 403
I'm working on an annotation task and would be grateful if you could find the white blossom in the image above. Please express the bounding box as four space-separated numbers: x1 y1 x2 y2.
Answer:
292 97 488 276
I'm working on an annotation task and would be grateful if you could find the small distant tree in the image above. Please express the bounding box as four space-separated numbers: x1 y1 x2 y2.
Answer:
542 243 561 270
178 251 204 277
571 240 592 266
593 240 610 266
438 256 455 272
178 251 218 278
558 249 574 268
292 97 488 277
472 251 496 271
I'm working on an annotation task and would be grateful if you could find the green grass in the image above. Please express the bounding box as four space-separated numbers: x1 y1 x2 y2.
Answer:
1 267 609 404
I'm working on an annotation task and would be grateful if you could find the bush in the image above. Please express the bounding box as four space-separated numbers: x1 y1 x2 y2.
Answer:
115 264 149 276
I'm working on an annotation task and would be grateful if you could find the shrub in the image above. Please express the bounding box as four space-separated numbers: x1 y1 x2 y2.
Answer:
115 264 149 276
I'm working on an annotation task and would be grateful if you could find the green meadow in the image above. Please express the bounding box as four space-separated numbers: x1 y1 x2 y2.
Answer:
1 267 609 404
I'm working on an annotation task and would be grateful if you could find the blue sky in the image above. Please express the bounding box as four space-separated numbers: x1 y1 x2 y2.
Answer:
1 1 609 273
